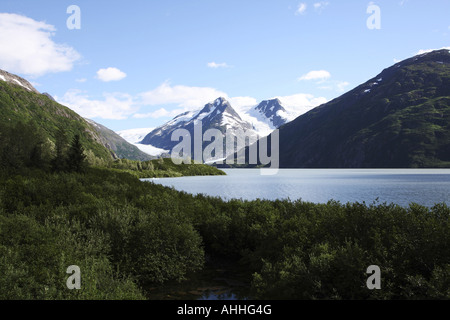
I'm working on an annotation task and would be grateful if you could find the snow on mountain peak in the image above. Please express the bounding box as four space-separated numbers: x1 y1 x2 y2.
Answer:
0 69 39 93
215 97 227 106
242 99 291 132
139 95 320 155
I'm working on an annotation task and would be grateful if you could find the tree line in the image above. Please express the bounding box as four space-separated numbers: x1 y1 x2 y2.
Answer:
0 121 86 173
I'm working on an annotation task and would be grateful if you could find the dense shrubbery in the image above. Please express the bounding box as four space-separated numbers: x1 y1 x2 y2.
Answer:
0 168 206 299
108 157 226 178
248 201 450 299
182 196 449 299
0 166 448 300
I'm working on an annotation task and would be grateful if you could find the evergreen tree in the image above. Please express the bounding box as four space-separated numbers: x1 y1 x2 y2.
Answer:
51 128 69 172
30 141 45 169
67 134 87 173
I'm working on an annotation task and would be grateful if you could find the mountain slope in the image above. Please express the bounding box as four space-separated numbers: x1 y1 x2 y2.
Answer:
141 97 258 159
0 70 39 94
276 49 450 168
0 69 150 162
139 97 302 159
86 120 154 161
248 98 291 129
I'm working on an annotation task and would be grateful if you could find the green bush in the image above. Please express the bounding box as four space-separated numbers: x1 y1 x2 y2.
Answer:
0 166 448 300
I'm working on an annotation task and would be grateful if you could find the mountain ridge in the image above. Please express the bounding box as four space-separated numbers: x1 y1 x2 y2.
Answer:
139 96 299 158
140 97 258 158
0 69 40 94
247 98 291 131
275 49 450 168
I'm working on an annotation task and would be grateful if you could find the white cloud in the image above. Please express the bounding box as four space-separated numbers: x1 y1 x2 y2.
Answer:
298 70 331 81
276 93 327 114
0 13 80 77
318 81 351 92
336 81 350 92
133 108 186 119
56 90 136 120
279 94 327 109
140 81 228 109
228 96 258 113
314 2 330 12
57 81 328 123
297 70 349 92
138 82 258 118
296 3 307 15
117 128 155 144
76 78 87 83
96 67 127 82
207 62 230 69
57 82 258 121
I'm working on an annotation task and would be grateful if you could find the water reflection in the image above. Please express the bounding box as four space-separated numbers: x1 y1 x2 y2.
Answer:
200 291 241 300
145 263 251 300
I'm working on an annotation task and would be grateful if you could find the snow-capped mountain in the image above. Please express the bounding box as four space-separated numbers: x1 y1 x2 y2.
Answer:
239 98 299 136
138 96 312 160
140 97 258 158
251 99 290 128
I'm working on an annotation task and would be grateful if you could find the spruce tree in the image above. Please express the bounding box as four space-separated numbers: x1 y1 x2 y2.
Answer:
51 128 69 172
67 134 87 173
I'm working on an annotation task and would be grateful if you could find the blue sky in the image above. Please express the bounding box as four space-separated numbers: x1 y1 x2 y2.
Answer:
0 0 449 131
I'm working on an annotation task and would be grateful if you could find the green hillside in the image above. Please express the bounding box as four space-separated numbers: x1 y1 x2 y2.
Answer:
85 119 154 162
0 75 152 162
278 49 450 168
0 79 113 162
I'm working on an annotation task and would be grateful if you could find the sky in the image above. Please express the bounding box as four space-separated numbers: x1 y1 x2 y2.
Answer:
0 0 449 132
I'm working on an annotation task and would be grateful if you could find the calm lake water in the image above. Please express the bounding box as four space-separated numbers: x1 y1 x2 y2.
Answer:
144 169 450 207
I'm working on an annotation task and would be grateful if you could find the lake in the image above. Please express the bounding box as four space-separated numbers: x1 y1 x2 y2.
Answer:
143 169 450 207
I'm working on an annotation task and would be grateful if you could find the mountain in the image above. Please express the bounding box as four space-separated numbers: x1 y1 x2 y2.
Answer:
139 97 303 160
86 120 154 161
272 49 450 168
249 98 291 129
141 97 258 159
0 69 39 94
0 69 152 162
